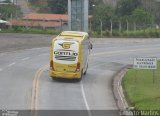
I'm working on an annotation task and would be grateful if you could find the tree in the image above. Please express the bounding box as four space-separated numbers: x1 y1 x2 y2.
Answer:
47 0 68 14
116 0 142 16
92 4 115 31
28 0 37 4
89 0 103 15
131 8 154 25
0 4 22 20
93 4 114 20
4 0 11 3
89 0 95 15
47 0 103 14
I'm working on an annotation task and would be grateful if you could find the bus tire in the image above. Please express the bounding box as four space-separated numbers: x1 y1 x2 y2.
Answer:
83 64 88 75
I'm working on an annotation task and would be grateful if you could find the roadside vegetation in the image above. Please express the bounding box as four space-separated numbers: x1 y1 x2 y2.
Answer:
0 27 159 38
90 0 160 38
1 27 160 38
0 4 22 20
123 61 160 110
1 0 160 37
28 0 102 14
22 0 160 37
90 29 160 38
0 27 59 35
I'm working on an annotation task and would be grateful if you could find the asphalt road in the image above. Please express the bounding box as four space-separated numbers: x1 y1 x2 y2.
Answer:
0 33 53 53
0 35 160 116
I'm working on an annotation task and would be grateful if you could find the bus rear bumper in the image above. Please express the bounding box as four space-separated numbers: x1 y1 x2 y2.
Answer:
49 70 81 79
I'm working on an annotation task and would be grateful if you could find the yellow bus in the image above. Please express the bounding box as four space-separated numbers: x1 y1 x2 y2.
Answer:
49 31 92 80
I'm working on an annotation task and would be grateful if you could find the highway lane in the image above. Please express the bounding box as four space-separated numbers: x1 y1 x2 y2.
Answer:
0 48 49 110
0 38 160 116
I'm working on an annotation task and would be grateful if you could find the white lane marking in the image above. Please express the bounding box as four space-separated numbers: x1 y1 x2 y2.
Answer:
8 62 16 67
21 57 30 61
38 53 48 56
0 68 3 72
28 48 41 51
28 47 47 51
81 81 92 116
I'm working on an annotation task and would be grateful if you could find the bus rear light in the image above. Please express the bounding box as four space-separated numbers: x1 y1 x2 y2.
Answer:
50 60 55 70
76 62 80 72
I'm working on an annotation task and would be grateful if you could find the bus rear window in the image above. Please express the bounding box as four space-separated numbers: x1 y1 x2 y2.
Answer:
53 40 79 64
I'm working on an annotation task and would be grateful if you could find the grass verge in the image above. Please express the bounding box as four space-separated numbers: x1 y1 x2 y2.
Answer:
90 29 160 38
123 61 160 110
0 28 59 35
1 27 160 38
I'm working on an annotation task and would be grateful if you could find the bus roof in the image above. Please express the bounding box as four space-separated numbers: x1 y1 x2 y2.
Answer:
54 31 89 42
59 31 88 37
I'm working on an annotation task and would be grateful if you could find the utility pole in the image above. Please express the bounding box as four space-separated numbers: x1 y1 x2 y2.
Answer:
134 22 136 31
126 20 129 33
110 19 113 36
119 20 121 33
100 19 103 37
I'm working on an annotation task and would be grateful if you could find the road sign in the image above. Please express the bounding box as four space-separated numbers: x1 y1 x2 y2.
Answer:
133 57 157 69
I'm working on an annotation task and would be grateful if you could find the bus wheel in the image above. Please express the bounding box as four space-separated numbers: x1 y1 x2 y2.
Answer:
51 77 57 81
51 77 55 80
83 64 88 75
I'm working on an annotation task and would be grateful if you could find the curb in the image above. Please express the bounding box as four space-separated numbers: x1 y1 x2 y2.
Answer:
112 65 133 114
